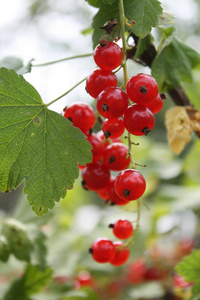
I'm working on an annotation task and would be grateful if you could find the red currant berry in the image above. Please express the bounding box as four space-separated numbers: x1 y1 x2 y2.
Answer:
74 271 94 289
107 177 129 206
102 118 125 139
86 68 117 98
82 161 110 191
126 259 146 284
89 238 116 263
93 41 123 71
109 219 133 239
110 241 130 266
145 93 164 114
63 102 95 134
114 169 146 201
96 87 128 119
97 185 108 200
103 142 130 171
124 104 155 136
126 73 159 105
87 133 104 163
173 274 194 288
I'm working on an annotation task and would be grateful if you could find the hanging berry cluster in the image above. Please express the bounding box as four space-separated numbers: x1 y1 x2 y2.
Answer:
63 35 164 266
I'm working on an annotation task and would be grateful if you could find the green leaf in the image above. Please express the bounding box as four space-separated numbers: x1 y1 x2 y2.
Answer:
104 0 116 4
175 250 200 283
0 57 33 74
1 219 32 262
0 68 92 215
30 230 47 270
86 0 102 8
0 235 10 262
92 0 163 48
152 37 200 90
3 264 53 300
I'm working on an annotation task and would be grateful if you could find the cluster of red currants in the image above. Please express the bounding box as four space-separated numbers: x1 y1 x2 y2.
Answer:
89 219 133 266
63 39 164 265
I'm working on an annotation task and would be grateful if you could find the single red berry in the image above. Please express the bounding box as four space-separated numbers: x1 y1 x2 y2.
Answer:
93 41 123 71
82 161 110 191
124 104 155 136
96 87 129 119
110 241 130 266
103 142 130 171
86 68 117 98
74 271 94 289
106 177 129 206
173 274 194 288
109 219 133 239
97 185 108 200
126 73 159 105
144 267 167 281
102 118 125 139
145 93 164 114
114 169 146 201
126 259 146 284
87 133 104 163
89 238 116 263
63 102 95 134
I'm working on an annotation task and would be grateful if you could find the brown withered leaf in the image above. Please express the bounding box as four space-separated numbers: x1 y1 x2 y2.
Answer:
165 106 193 154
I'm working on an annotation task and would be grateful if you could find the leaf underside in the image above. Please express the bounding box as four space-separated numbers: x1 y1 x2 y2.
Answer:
0 68 92 215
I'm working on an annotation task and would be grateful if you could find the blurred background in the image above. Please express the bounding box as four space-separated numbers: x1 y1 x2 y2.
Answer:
0 0 200 299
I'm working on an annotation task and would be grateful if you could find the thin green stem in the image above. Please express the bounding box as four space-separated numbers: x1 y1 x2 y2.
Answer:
136 199 141 230
118 0 129 89
32 53 93 67
46 77 87 107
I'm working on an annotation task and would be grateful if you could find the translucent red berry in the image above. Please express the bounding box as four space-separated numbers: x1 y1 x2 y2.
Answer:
124 104 155 136
96 87 128 119
144 93 164 114
87 133 104 163
110 241 130 266
114 169 146 201
126 73 159 105
103 142 130 171
82 161 110 191
89 238 116 263
109 219 133 239
93 41 123 71
63 102 95 134
106 177 129 206
86 68 117 98
96 130 122 149
126 259 146 284
102 118 125 139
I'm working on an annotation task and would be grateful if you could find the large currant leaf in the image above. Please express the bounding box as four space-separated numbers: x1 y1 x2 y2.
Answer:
92 0 163 48
152 37 200 90
0 68 92 215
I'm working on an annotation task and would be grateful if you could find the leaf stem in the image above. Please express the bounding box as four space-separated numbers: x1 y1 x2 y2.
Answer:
32 53 93 67
46 77 87 107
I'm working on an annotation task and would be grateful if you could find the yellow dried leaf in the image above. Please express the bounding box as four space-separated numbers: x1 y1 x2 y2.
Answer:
165 106 193 154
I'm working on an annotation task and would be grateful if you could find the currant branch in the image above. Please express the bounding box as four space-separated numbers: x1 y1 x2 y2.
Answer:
118 0 142 247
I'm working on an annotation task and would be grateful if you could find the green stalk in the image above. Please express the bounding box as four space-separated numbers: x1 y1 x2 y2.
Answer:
46 77 87 107
32 53 93 67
